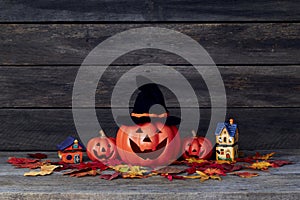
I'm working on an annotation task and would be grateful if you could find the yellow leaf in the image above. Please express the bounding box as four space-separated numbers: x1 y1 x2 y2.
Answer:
129 166 148 175
210 175 222 181
111 164 130 173
24 164 60 176
186 158 207 164
253 152 275 160
183 175 202 179
215 160 234 164
249 161 272 170
196 170 221 182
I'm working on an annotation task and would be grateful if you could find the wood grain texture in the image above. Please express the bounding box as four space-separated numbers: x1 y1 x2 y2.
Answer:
0 108 299 151
0 0 300 22
1 23 299 65
0 65 299 108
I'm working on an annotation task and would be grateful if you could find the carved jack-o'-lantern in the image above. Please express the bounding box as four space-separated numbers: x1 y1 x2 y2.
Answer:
86 130 118 162
116 122 181 167
182 130 213 160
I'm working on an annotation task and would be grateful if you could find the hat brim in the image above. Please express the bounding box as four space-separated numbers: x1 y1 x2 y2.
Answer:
116 115 181 126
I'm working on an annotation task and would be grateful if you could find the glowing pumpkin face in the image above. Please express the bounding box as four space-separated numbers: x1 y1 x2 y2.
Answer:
86 130 118 162
182 132 213 160
116 122 181 167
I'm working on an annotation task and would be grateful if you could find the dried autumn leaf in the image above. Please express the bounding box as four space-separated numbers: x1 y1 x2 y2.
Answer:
236 157 255 163
70 169 98 177
112 165 130 173
183 171 222 182
75 161 108 171
215 160 234 164
27 153 48 159
24 164 60 176
63 167 100 177
153 166 184 174
8 157 39 165
122 173 147 179
186 158 207 164
15 161 45 169
163 174 185 181
232 172 259 178
103 159 123 167
270 160 292 168
204 168 226 176
248 161 272 170
230 164 243 172
185 167 196 174
99 172 120 180
113 165 149 175
252 152 275 160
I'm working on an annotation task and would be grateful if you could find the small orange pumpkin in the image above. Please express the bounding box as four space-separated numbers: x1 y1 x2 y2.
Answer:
116 122 181 167
182 130 213 160
86 130 118 162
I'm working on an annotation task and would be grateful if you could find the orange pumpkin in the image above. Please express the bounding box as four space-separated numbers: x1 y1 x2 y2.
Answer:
116 122 181 167
182 130 213 160
86 130 118 162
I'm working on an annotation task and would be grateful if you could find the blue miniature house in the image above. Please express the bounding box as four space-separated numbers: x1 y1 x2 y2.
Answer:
215 119 239 161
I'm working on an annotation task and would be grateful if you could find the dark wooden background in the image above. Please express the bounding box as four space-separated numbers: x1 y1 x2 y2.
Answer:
0 0 299 151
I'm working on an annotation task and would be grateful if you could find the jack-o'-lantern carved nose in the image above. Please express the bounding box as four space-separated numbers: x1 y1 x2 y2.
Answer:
101 147 106 152
192 149 197 152
143 135 152 142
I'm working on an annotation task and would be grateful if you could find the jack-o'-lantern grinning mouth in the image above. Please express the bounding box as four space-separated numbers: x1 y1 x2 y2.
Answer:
129 138 168 160
93 150 114 160
185 148 205 158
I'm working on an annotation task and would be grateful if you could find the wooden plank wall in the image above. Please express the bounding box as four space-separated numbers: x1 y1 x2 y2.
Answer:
0 1 299 151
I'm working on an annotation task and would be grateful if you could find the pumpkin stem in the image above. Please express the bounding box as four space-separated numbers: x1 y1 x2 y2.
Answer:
191 130 197 137
99 130 106 137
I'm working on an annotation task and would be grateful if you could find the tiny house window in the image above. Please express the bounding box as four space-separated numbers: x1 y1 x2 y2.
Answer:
218 137 222 143
223 137 227 143
228 137 233 143
221 149 224 155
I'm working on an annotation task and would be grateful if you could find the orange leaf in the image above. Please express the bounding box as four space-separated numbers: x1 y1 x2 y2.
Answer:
252 152 275 160
69 169 99 177
233 172 259 178
204 168 226 176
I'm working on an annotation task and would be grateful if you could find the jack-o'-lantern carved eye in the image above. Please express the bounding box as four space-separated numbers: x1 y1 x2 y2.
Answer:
156 129 162 134
136 128 143 133
96 143 100 147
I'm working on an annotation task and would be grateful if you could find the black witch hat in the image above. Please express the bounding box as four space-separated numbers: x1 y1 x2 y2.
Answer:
116 76 181 126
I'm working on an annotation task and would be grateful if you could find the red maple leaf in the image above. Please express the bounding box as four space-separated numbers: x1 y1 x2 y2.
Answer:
162 174 185 181
99 172 120 180
27 153 48 159
270 160 292 168
7 157 39 165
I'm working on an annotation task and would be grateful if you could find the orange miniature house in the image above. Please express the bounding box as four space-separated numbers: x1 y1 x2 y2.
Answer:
57 136 85 164
215 118 239 162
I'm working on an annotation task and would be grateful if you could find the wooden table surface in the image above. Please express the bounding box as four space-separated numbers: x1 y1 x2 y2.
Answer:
0 149 299 200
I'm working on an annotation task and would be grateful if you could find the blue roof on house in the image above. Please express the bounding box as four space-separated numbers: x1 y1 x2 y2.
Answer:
215 122 237 137
56 136 85 151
